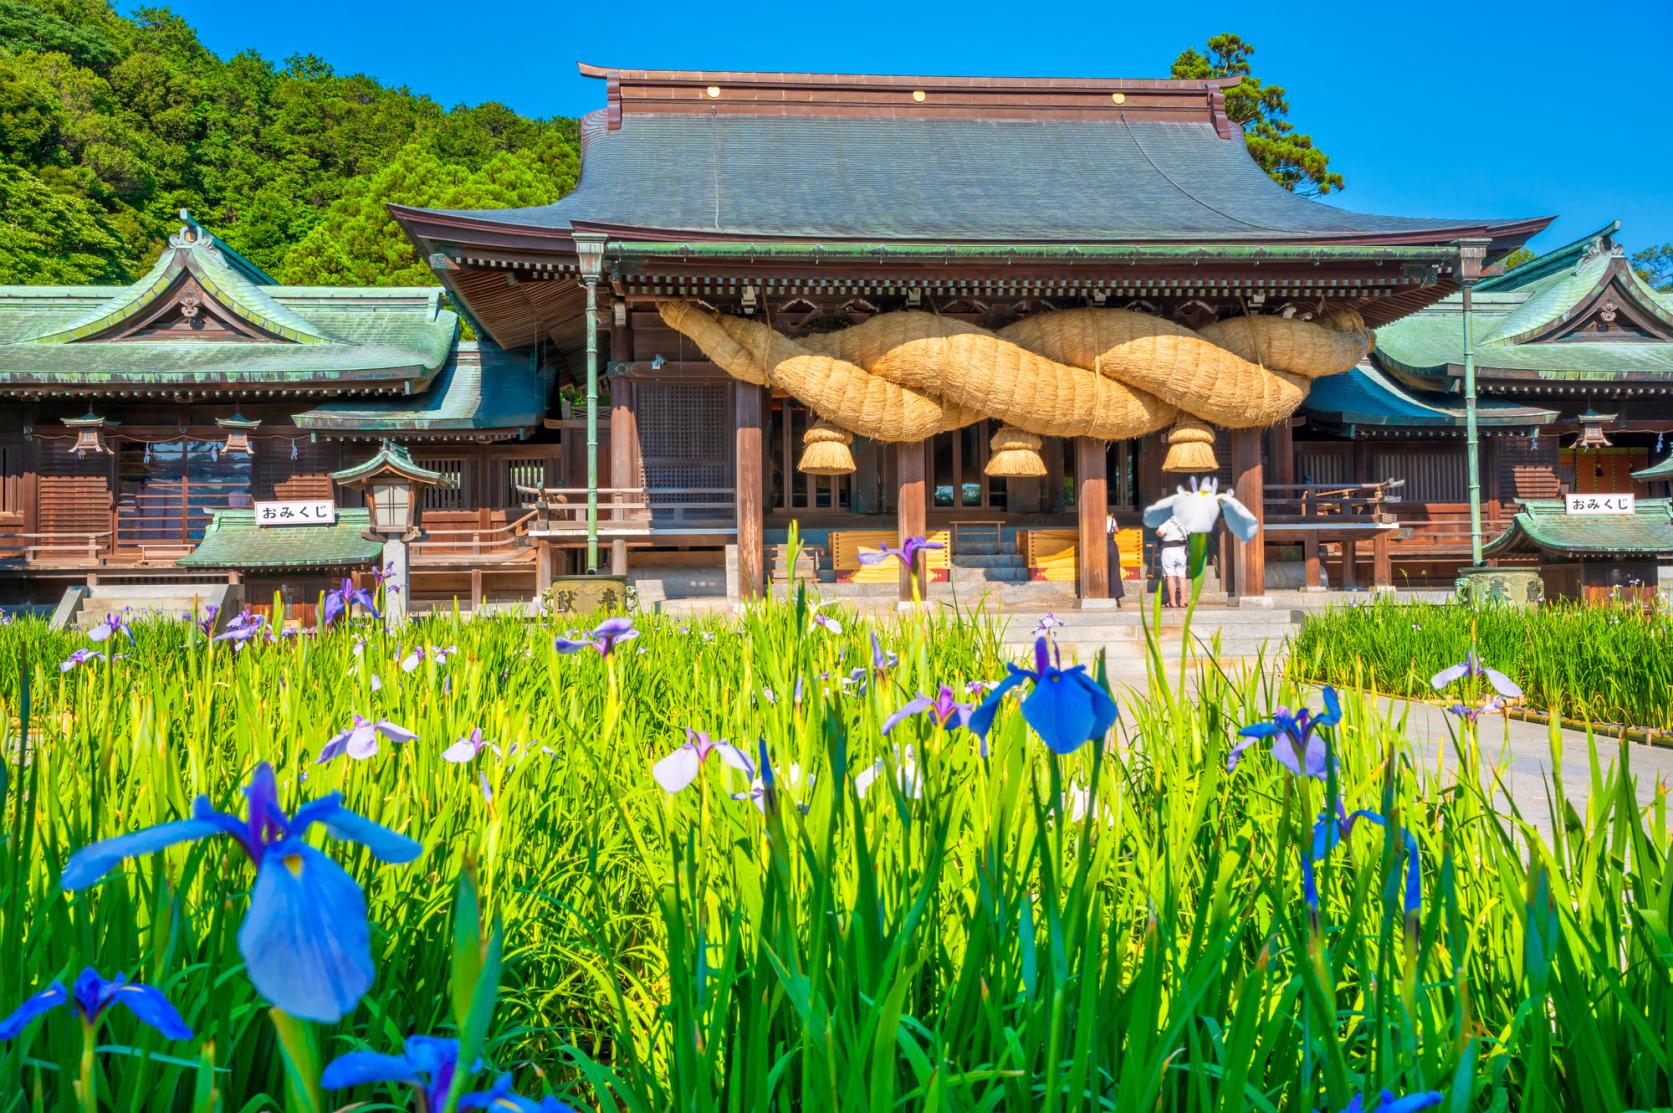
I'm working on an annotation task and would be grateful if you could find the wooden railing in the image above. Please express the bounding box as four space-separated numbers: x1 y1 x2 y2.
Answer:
410 512 536 565
1265 480 1404 523
0 531 112 563
517 486 735 535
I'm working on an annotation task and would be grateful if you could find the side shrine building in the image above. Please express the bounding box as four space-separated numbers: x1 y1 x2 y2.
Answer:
22 63 1671 613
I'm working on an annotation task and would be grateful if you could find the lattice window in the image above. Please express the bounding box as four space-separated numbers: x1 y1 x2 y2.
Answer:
257 441 337 502
1295 444 1351 486
637 383 732 504
1371 446 1466 502
501 455 551 507
416 456 466 510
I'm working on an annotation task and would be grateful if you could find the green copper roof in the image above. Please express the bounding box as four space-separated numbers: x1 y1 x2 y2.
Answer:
178 508 383 569
1303 362 1556 432
0 215 457 391
607 241 1457 263
1374 222 1673 383
331 441 454 487
1483 498 1673 558
1633 455 1673 482
293 343 548 437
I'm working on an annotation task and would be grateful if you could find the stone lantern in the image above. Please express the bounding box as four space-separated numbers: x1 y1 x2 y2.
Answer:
331 440 453 624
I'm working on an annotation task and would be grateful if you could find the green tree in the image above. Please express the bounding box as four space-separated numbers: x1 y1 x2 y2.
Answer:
1500 246 1537 273
1171 33 1344 196
0 0 580 287
1634 244 1673 292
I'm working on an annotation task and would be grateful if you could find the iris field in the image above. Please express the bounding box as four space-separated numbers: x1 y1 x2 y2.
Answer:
1293 597 1673 733
0 590 1670 1112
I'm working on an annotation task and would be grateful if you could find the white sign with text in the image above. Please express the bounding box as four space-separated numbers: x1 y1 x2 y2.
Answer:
1564 493 1635 515
253 499 336 526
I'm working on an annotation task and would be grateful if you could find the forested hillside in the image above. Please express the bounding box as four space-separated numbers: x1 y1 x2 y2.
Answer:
0 5 1335 291
0 0 579 286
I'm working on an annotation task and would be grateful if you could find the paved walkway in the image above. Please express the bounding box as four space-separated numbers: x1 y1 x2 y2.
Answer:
1360 692 1673 822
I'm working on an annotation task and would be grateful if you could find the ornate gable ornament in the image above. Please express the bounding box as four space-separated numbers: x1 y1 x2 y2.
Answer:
21 210 334 347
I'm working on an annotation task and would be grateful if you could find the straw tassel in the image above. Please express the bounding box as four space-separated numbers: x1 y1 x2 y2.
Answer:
985 425 1047 477
1162 418 1218 473
797 419 857 475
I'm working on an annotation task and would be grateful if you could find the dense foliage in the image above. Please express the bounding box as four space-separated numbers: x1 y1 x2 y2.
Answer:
0 0 579 286
1170 32 1343 197
0 597 1669 1110
1292 598 1673 732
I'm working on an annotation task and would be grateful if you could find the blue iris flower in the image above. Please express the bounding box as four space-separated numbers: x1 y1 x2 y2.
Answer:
322 1036 576 1112
1311 804 1423 919
0 968 191 1041
1340 1091 1443 1113
322 577 379 627
1229 687 1342 780
61 763 422 1023
968 637 1119 755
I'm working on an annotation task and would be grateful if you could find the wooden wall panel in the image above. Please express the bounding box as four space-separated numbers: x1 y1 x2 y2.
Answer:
255 442 338 502
1498 438 1560 501
38 442 111 536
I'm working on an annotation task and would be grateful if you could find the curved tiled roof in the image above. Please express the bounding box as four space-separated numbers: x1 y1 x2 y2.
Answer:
410 113 1533 245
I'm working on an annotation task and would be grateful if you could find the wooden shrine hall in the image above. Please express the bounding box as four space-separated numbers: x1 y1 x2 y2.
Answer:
391 63 1547 603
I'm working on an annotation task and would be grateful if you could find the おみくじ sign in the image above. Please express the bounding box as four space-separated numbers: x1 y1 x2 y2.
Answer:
254 499 336 526
1564 493 1635 515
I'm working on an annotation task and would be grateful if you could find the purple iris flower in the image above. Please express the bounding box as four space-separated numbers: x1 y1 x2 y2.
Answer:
1340 1092 1443 1113
60 648 100 673
857 535 944 570
60 763 421 1022
967 637 1119 755
442 727 492 764
1447 696 1506 723
323 1035 572 1112
322 576 379 627
1227 687 1343 780
0 968 191 1041
317 715 419 763
809 605 843 635
554 616 637 658
1311 803 1423 918
1430 650 1522 699
194 604 220 635
734 744 813 815
372 561 403 596
87 613 132 644
883 686 975 735
402 644 457 672
654 730 753 794
213 610 268 651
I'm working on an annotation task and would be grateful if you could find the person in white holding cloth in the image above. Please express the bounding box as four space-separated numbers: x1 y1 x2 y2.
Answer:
1155 514 1189 608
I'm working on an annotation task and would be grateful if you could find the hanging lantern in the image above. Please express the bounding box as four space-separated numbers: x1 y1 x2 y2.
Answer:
64 411 115 456
1571 408 1616 450
216 413 261 456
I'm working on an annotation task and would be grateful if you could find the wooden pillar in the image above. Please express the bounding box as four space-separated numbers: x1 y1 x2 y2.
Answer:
734 383 765 601
1075 437 1109 600
1372 531 1392 589
1138 432 1164 506
1230 426 1266 599
470 568 483 611
1302 533 1322 590
1269 417 1295 487
611 537 627 577
897 440 927 602
535 542 555 595
1340 539 1358 589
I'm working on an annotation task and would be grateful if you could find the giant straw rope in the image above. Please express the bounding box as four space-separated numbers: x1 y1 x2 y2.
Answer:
657 301 1373 473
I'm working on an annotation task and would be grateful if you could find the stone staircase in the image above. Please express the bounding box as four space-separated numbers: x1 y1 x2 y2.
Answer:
947 527 1030 584
52 582 236 632
995 607 1303 684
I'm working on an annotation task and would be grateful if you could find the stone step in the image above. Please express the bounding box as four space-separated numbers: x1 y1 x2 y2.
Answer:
953 540 1007 557
949 553 1026 568
949 567 1029 584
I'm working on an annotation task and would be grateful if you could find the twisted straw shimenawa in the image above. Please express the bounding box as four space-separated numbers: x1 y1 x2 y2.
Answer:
657 301 1372 473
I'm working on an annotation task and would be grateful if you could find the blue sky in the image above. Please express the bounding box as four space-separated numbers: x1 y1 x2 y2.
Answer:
136 0 1672 255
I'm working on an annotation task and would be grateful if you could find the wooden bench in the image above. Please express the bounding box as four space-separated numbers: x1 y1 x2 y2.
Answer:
1021 528 1143 583
829 529 951 584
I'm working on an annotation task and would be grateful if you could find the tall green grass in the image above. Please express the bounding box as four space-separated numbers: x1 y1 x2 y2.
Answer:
1292 597 1673 731
0 596 1667 1111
